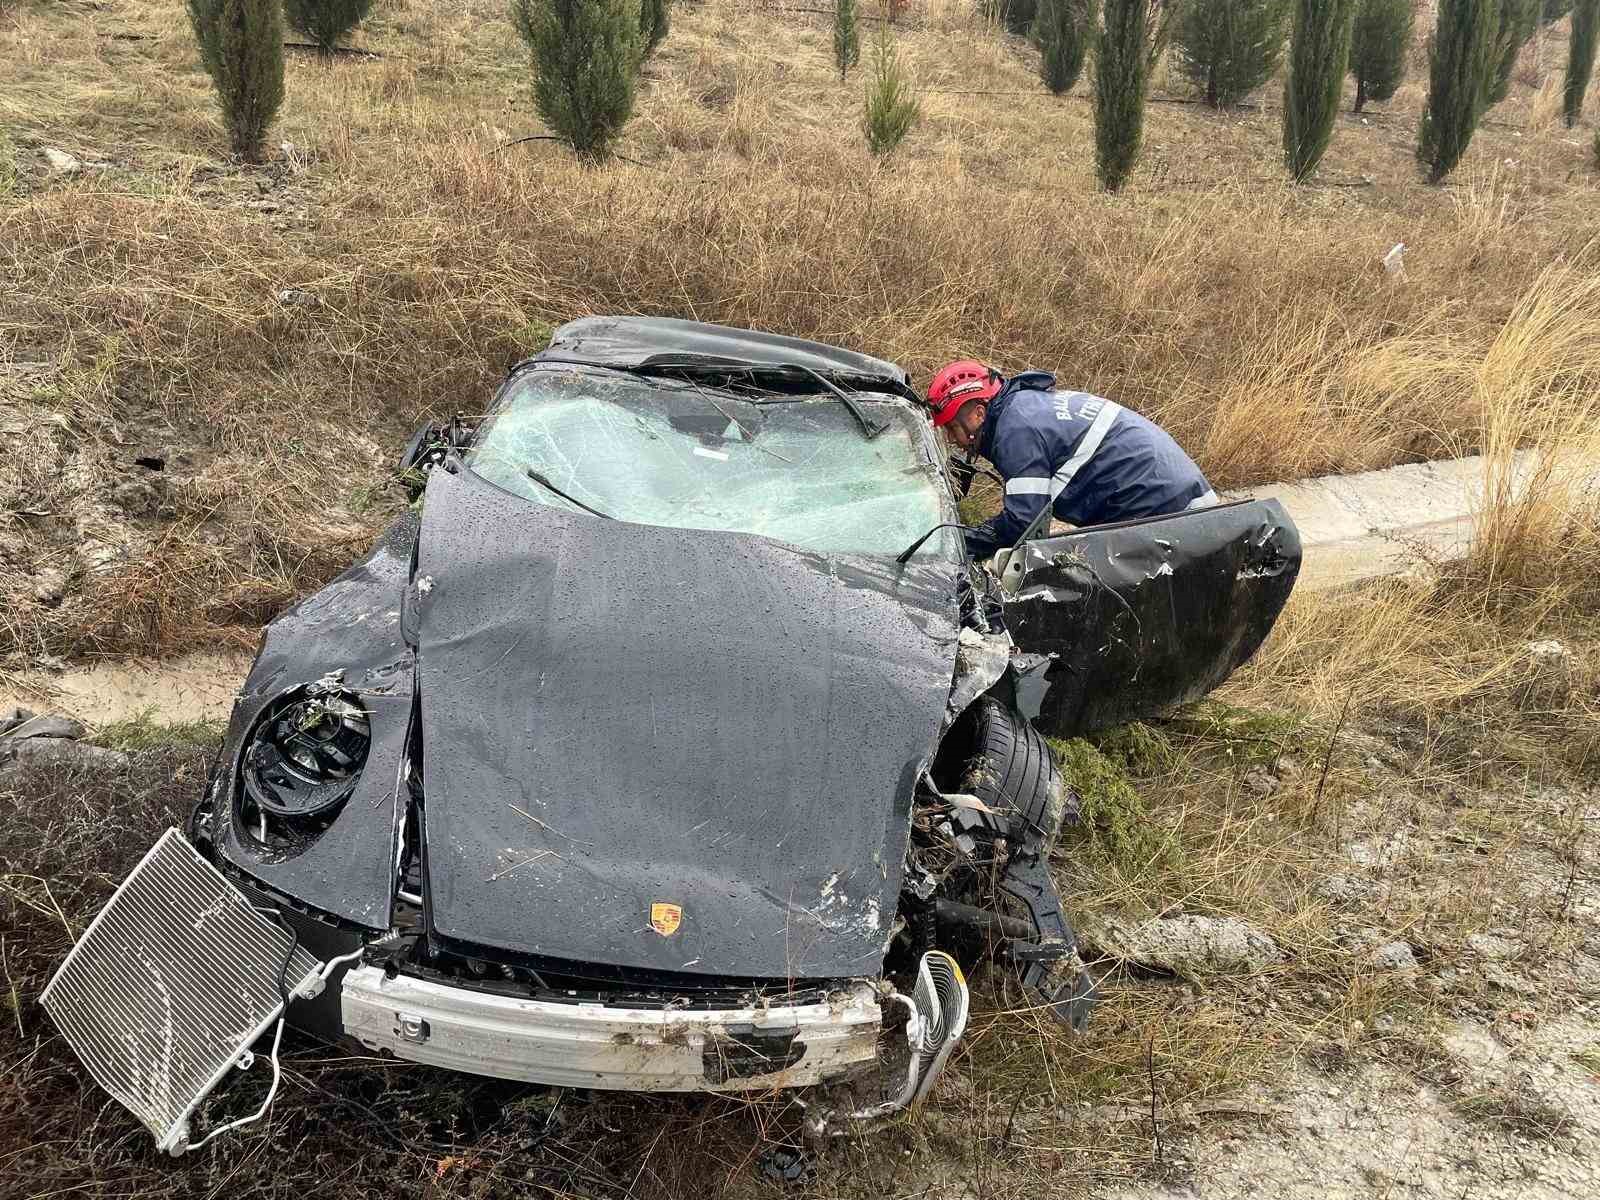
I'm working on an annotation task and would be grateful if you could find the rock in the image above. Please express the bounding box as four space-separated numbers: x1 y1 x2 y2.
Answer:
109 478 160 515
1273 755 1300 779
42 147 82 176
1525 639 1570 665
1086 914 1281 977
0 737 129 781
1465 932 1519 961
32 567 68 605
1443 1020 1508 1068
1369 940 1418 971
1316 872 1375 904
0 706 38 735
276 287 319 307
4 714 88 740
1242 766 1279 797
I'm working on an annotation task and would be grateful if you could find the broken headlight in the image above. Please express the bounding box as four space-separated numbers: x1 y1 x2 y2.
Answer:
239 685 370 848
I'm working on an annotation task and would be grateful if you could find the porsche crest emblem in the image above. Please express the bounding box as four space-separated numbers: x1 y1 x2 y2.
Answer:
650 902 683 937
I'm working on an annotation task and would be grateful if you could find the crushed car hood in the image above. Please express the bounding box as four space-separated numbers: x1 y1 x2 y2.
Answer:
412 466 961 982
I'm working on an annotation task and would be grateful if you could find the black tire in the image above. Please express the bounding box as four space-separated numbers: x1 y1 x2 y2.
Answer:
953 696 1069 850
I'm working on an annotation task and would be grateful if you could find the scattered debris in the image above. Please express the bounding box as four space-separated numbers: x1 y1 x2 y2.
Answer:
1381 242 1407 282
756 1146 814 1186
276 287 320 308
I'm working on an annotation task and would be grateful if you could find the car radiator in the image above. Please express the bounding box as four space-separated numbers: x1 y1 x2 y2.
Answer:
40 828 324 1155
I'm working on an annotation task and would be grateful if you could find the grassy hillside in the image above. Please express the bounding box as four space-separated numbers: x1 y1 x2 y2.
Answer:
3 0 1599 661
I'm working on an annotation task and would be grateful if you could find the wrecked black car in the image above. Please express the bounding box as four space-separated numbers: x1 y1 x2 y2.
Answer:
42 318 1300 1154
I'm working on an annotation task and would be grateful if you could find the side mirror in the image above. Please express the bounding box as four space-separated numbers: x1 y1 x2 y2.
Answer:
396 420 465 500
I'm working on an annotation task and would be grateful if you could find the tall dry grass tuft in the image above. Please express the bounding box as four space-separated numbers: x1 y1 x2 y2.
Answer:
1461 260 1600 612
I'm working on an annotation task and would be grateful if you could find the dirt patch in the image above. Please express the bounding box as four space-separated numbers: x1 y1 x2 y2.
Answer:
0 650 250 726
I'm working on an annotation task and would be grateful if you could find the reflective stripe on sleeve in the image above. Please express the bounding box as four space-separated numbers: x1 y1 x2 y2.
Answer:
1004 477 1053 496
1048 401 1122 500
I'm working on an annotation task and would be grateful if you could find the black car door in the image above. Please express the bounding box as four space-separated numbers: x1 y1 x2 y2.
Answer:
998 499 1302 737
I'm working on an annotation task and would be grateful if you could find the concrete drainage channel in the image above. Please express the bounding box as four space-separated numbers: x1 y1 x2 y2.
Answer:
2 451 1591 728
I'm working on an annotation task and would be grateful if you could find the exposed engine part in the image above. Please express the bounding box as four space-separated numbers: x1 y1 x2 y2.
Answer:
804 950 971 1134
242 687 370 820
38 829 364 1156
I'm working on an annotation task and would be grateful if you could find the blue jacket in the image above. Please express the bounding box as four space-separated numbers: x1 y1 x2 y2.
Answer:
966 371 1214 561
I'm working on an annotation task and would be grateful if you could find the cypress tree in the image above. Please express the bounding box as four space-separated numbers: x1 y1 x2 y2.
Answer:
1566 0 1600 126
1096 0 1150 191
1486 0 1539 105
188 0 221 78
1348 0 1413 111
511 0 640 162
1417 0 1496 182
640 0 670 59
1034 0 1098 94
1284 0 1356 181
998 0 1042 34
205 0 285 163
834 0 861 79
862 25 920 155
1173 0 1293 108
282 0 374 54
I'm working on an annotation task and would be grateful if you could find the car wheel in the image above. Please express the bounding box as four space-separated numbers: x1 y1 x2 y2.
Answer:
955 695 1073 851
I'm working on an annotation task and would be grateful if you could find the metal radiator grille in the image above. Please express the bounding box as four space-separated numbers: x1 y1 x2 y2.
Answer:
41 829 321 1153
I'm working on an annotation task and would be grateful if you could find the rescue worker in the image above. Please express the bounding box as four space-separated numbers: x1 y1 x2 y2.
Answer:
925 360 1217 562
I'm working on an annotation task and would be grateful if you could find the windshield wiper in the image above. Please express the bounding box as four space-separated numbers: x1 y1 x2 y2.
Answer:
525 468 614 520
895 522 977 564
785 365 889 440
608 356 889 441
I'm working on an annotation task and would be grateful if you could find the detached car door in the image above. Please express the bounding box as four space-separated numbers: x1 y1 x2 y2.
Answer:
1001 499 1301 737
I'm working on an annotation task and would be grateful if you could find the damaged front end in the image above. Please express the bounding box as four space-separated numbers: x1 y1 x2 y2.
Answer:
40 318 1302 1156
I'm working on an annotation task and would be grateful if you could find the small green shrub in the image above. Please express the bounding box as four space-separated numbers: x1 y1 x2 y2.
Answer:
1051 730 1179 876
639 0 670 59
190 0 285 163
1173 0 1293 108
834 0 861 79
282 0 374 54
1033 0 1098 95
1095 0 1150 191
511 0 641 162
862 26 920 155
1349 0 1414 111
1418 0 1495 181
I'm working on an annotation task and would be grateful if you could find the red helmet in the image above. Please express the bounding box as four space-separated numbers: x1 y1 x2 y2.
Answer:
926 360 1001 427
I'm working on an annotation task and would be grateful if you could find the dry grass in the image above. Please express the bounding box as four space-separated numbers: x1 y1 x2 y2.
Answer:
3 0 1600 661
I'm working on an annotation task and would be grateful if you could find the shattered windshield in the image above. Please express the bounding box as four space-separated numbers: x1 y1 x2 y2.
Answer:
464 364 953 556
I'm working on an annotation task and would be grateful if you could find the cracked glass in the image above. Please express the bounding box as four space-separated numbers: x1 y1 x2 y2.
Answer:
464 364 951 556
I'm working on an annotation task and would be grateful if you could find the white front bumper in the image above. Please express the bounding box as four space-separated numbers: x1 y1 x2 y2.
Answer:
341 967 883 1091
